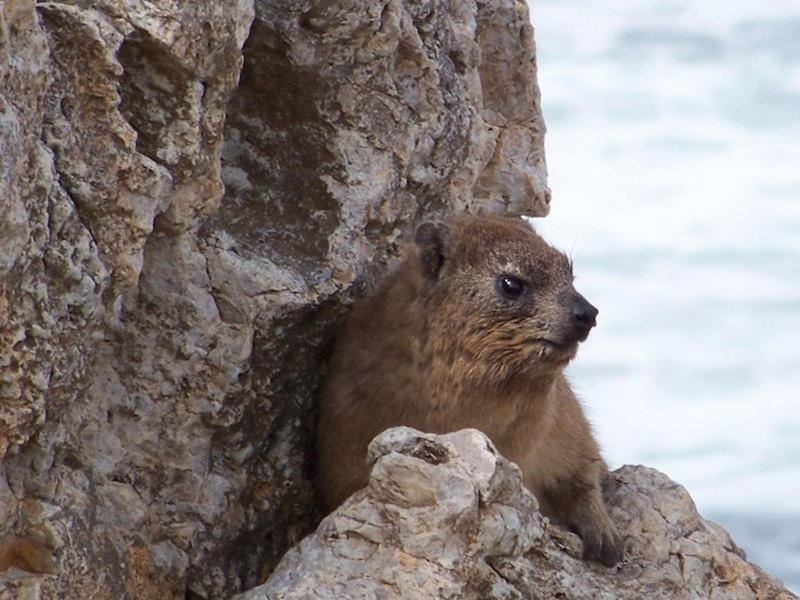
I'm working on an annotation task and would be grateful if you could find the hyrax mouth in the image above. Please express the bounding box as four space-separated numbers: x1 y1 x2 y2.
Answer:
527 337 580 365
544 339 579 358
527 333 584 351
534 338 574 350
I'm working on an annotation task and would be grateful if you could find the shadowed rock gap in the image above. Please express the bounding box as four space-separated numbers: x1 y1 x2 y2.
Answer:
216 18 341 277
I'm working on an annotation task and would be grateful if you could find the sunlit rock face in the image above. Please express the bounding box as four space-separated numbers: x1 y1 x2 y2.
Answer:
0 0 546 596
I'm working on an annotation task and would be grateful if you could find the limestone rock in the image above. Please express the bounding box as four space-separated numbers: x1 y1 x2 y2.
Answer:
0 0 547 597
239 428 797 600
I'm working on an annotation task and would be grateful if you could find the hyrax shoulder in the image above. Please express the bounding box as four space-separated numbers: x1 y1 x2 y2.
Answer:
317 214 623 566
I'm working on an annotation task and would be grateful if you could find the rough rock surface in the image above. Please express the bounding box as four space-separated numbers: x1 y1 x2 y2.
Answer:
238 428 797 600
0 0 546 597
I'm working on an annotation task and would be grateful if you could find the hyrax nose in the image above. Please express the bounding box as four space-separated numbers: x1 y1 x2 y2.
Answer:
572 294 598 331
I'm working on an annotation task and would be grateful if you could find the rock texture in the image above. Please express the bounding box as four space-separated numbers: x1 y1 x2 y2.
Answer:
238 428 797 600
0 0 547 597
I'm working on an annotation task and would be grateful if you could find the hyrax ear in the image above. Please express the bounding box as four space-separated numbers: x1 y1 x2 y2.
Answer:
414 221 450 280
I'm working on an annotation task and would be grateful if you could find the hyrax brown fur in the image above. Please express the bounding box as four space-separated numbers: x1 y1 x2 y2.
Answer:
317 214 623 566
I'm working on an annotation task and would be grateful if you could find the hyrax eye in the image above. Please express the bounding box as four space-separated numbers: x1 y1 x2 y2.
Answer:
497 275 527 299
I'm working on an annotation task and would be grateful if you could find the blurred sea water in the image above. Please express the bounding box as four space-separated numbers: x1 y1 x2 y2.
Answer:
528 0 800 590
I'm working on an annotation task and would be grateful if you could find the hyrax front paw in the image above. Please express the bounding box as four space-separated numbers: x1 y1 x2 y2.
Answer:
578 518 624 567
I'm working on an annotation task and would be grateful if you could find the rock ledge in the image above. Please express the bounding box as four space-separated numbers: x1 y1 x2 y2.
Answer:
239 427 796 600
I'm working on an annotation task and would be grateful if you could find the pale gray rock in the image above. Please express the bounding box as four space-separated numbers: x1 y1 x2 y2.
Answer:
0 0 548 597
239 428 797 600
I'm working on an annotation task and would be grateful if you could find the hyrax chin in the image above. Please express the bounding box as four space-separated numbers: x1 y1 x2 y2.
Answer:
317 214 624 566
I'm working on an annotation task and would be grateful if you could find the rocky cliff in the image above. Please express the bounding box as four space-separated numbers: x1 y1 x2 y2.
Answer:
0 1 792 599
1 0 546 597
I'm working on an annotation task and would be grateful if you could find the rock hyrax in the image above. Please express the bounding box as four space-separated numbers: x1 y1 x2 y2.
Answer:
317 214 623 566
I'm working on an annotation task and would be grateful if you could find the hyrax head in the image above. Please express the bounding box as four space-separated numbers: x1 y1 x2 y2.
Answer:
414 214 598 381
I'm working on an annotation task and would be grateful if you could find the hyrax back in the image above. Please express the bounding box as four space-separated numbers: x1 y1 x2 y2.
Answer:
317 214 623 566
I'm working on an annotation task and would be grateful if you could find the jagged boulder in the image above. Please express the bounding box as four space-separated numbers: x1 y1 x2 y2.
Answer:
238 427 796 600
